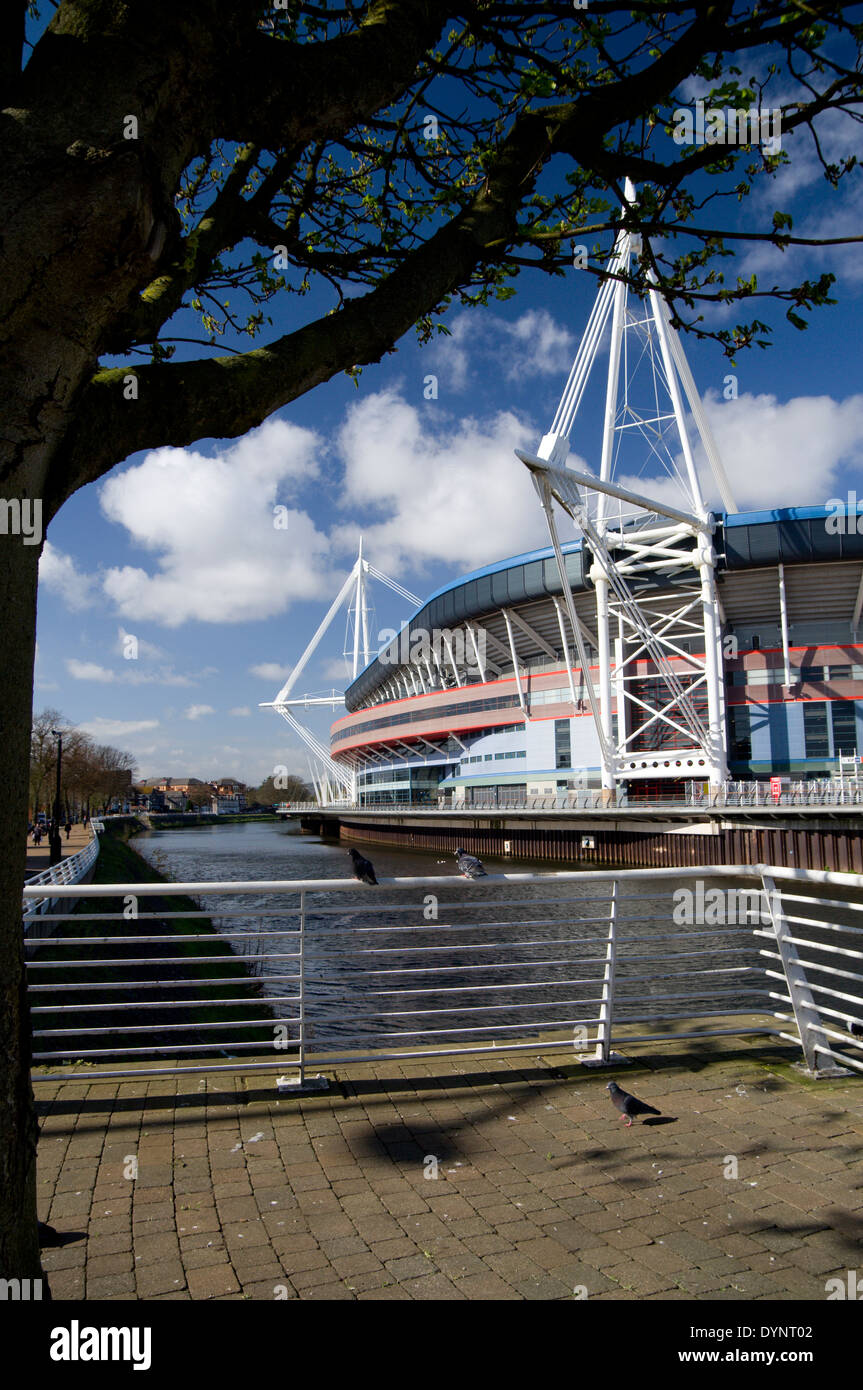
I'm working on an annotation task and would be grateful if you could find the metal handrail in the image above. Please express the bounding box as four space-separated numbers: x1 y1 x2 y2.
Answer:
23 824 101 928
23 864 863 1085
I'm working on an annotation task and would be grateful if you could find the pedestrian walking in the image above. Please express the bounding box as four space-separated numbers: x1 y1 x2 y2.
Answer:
65 821 72 839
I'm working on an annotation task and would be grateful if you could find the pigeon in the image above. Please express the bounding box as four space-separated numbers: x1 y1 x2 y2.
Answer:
348 847 377 885
606 1080 661 1126
455 847 487 879
849 1019 863 1037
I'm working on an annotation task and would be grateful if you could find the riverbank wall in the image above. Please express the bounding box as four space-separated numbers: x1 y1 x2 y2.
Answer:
321 809 863 872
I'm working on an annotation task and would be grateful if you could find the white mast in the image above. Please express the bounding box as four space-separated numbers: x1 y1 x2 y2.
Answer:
521 179 736 794
261 539 420 805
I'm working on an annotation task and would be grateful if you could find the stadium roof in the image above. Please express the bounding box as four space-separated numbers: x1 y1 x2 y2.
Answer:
345 505 863 711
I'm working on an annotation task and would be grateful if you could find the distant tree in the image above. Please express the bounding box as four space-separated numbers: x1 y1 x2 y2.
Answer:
186 785 215 809
255 774 314 805
29 713 136 819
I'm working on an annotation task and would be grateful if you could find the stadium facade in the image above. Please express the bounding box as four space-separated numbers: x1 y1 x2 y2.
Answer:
332 509 863 805
264 181 863 808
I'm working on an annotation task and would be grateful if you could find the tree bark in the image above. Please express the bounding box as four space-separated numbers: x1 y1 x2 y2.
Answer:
0 532 43 1284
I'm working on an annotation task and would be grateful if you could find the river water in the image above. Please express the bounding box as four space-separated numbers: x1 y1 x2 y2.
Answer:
129 821 764 1051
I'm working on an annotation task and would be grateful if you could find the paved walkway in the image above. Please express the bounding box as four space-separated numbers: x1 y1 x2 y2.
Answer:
35 1035 863 1301
26 822 93 876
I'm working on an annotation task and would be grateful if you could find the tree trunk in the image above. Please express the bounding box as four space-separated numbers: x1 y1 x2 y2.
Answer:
0 533 45 1287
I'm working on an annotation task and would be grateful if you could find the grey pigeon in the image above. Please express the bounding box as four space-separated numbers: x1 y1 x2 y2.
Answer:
348 847 377 885
455 847 487 879
849 1019 862 1037
606 1080 660 1126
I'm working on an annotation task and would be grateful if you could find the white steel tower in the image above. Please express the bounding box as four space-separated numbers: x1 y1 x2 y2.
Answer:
518 179 737 794
260 539 420 804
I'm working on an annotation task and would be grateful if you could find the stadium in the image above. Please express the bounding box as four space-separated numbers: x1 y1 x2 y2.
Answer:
269 183 863 809
331 509 863 807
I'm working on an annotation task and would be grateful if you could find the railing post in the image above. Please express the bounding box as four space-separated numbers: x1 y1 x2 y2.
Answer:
761 871 844 1076
277 888 327 1093
585 879 624 1067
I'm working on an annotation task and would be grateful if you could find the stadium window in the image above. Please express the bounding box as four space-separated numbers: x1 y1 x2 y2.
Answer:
831 702 858 756
729 706 751 761
803 702 830 759
555 718 571 769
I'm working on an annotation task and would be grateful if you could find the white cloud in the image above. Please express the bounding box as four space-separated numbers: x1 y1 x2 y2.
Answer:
229 706 252 717
78 718 159 739
426 308 574 392
249 662 292 682
65 655 201 688
505 309 575 378
67 659 116 682
99 418 334 625
185 704 215 720
38 543 98 610
319 657 353 682
332 389 551 572
700 390 863 509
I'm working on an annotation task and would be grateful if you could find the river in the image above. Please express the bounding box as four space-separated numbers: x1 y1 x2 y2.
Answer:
129 821 762 1051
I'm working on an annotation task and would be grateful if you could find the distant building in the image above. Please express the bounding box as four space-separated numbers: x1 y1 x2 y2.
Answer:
210 794 245 814
212 777 247 797
152 777 207 793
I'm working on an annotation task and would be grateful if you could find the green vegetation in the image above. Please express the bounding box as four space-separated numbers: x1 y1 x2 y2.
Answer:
30 830 281 1069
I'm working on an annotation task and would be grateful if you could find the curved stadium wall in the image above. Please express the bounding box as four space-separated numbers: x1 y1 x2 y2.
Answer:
330 506 863 805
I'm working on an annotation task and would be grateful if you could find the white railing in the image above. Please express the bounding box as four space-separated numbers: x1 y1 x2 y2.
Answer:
22 865 863 1085
23 825 102 932
276 781 863 813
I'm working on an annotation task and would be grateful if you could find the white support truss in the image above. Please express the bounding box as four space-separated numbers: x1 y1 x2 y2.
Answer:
519 179 736 792
260 539 420 806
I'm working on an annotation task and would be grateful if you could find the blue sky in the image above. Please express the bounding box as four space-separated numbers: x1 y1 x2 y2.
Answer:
34 88 863 787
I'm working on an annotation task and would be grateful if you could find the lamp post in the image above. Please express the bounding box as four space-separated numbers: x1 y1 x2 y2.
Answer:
49 729 63 866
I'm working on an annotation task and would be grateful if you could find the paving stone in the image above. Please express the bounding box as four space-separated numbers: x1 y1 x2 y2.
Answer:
35 1044 863 1304
185 1265 241 1299
86 1251 134 1279
135 1260 186 1296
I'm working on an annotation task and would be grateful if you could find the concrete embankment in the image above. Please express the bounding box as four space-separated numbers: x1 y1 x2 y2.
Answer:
307 808 863 872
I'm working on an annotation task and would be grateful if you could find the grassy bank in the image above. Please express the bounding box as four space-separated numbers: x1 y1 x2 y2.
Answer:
30 831 282 1069
101 811 282 833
